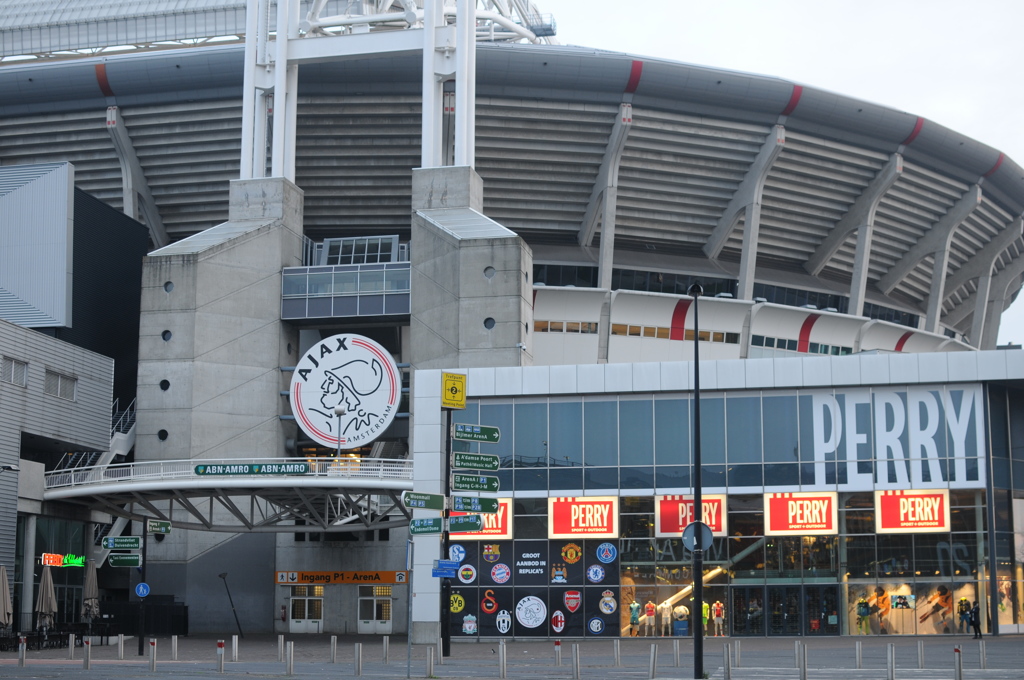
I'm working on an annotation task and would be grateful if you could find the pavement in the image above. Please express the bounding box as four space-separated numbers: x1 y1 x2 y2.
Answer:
1 633 1023 679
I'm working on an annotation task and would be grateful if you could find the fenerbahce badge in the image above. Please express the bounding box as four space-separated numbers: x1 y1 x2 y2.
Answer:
290 334 401 449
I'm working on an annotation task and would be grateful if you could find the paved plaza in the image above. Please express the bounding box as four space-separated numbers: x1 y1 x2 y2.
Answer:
1 633 1023 679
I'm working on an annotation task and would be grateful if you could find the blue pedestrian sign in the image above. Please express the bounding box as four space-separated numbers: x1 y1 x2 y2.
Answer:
135 582 150 598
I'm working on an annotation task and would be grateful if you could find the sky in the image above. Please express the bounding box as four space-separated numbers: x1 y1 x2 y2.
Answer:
536 0 1024 344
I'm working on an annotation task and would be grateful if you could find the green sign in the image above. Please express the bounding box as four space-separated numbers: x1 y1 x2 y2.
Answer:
402 491 446 511
409 518 444 535
451 496 500 514
108 554 142 568
452 452 500 471
448 514 483 532
452 474 500 493
103 536 141 550
194 462 309 475
147 520 171 535
452 424 501 444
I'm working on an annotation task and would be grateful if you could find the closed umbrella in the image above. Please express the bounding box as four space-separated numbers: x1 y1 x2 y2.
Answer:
81 559 100 623
35 565 57 634
0 565 12 633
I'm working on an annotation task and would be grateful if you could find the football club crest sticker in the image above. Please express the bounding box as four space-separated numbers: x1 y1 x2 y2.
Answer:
496 610 512 634
588 617 605 634
596 542 617 564
449 544 466 564
483 544 500 563
450 594 465 613
550 564 567 584
586 564 606 583
551 610 566 634
515 596 547 629
462 614 477 635
458 564 477 584
561 543 583 564
564 590 582 613
490 563 511 584
481 589 499 615
599 590 617 614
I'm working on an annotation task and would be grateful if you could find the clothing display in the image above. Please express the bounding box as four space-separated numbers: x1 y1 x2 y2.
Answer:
711 600 726 636
644 601 656 636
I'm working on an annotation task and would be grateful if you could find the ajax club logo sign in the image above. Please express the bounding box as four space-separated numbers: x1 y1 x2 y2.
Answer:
290 334 400 449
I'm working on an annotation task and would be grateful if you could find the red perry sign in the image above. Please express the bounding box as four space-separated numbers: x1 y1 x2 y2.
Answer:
764 492 838 536
450 498 513 540
655 495 728 538
548 497 619 539
875 490 950 533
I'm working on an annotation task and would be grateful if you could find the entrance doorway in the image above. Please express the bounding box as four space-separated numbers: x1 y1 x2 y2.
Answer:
767 586 801 635
289 585 324 633
803 585 840 635
357 585 393 634
730 585 841 636
730 587 764 635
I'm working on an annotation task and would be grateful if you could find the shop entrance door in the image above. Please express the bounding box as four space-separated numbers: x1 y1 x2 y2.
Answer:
729 587 765 636
766 586 801 635
803 585 840 635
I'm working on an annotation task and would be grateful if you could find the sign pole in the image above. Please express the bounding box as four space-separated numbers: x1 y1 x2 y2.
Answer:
688 282 704 680
138 528 147 656
440 408 452 658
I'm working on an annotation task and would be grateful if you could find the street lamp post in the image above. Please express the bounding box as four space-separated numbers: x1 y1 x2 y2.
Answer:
219 572 244 638
687 282 705 680
334 405 347 457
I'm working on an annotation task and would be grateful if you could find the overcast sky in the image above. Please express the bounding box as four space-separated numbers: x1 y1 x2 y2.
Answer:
537 0 1024 344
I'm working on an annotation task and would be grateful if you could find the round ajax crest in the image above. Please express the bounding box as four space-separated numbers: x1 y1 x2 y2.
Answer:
515 596 547 629
289 334 400 449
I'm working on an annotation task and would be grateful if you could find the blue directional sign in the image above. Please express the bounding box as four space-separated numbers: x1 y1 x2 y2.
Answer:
435 559 461 570
135 582 151 598
432 568 457 579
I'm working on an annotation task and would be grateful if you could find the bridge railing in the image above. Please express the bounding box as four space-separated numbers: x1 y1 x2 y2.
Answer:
44 457 414 490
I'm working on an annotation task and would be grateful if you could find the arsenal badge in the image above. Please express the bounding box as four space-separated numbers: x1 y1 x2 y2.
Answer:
563 590 582 613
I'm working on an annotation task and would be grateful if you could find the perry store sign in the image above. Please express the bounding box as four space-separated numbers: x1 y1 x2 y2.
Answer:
548 497 619 539
875 489 950 533
764 492 839 536
655 495 728 538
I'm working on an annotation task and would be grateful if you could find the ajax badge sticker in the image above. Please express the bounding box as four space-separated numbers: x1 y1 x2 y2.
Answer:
490 563 511 584
289 334 400 449
449 544 466 564
515 596 547 629
550 564 567 584
563 590 582 613
483 544 500 563
561 543 582 564
586 564 606 583
588 617 605 634
461 614 477 635
596 542 617 564
458 565 477 584
496 610 512 634
599 590 617 614
481 589 499 615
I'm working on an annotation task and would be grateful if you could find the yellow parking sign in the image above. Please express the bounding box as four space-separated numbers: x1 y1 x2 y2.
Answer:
441 372 466 409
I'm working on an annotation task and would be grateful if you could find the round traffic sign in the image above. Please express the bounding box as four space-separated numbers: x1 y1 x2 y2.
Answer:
135 582 150 598
681 521 714 551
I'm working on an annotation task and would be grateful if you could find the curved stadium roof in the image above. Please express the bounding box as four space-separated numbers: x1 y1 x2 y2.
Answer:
0 3 1022 342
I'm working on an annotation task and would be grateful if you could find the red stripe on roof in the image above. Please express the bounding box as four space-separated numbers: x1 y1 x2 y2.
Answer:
670 299 692 341
901 117 924 146
95 64 115 97
780 85 803 116
624 60 643 94
984 153 1005 178
895 331 914 353
797 314 820 353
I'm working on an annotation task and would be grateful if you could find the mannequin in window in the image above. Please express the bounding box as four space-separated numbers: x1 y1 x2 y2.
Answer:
644 600 656 637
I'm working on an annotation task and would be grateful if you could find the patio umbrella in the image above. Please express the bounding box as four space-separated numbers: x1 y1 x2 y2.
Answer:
81 559 100 622
0 565 12 632
35 565 57 633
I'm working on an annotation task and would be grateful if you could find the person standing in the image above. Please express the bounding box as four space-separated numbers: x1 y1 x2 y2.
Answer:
970 600 982 638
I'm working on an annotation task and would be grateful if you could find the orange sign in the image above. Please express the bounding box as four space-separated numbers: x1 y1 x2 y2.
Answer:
764 492 838 536
655 495 728 538
450 498 513 540
547 496 619 539
875 490 950 533
275 571 408 585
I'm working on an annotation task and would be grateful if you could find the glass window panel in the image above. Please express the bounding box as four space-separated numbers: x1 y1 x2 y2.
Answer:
654 398 689 465
565 321 581 333
765 536 802 577
844 535 876 579
535 321 549 332
549 468 582 491
803 536 837 577
656 327 670 339
515 516 547 539
727 465 762 487
514 402 548 467
308 272 333 296
914 535 947 578
612 324 627 335
583 467 618 490
702 465 726 487
550 321 564 332
763 463 799 486
729 537 764 575
726 396 762 463
307 599 323 620
359 270 385 292
620 466 654 489
291 600 307 618
514 468 547 490
384 268 410 291
642 326 656 338
655 466 689 489
713 332 724 343
334 270 358 294
481 403 514 464
549 401 583 466
877 535 914 579
619 399 653 466
583 401 618 466
763 396 800 463
700 398 726 464
989 386 1009 458
282 272 308 296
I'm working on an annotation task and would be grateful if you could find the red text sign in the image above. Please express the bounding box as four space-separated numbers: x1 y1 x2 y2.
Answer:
548 497 619 539
450 498 513 540
875 490 950 533
764 492 838 536
655 495 728 538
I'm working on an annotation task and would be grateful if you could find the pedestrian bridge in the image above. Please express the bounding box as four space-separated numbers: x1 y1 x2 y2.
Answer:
43 458 414 533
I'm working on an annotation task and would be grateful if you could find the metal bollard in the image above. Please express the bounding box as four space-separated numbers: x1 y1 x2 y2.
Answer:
232 634 239 662
217 639 225 673
83 639 92 670
613 637 621 667
499 639 507 679
149 638 157 672
18 636 26 667
724 643 732 680
286 641 294 676
427 646 435 678
383 635 390 664
673 638 680 667
572 643 581 680
800 643 808 680
554 638 562 666
68 633 76 659
278 634 285 662
735 638 741 667
979 639 986 669
954 646 963 680
918 639 924 669
887 642 895 680
172 634 178 661
436 637 444 665
856 640 862 669
648 643 658 679
117 633 124 660
331 635 337 663
354 641 363 676
794 639 801 668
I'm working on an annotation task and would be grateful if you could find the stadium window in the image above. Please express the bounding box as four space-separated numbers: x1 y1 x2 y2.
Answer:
643 327 656 338
751 335 765 347
550 321 564 332
1 357 27 387
725 333 739 344
535 321 549 332
566 321 581 333
713 332 724 343
786 339 798 351
44 370 76 401
628 325 642 337
684 329 695 341
656 327 670 339
611 324 627 336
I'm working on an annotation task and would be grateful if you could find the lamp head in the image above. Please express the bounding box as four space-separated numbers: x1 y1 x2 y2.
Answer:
686 282 704 298
333 405 347 417
218 572 228 580
0 464 18 472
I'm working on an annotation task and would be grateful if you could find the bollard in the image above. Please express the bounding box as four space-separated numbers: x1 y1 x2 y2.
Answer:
383 635 390 664
436 636 444 666
794 639 801 668
887 642 895 680
648 643 657 680
354 641 363 676
172 634 178 661
427 646 435 678
918 639 924 669
118 633 125 660
799 642 808 680
572 643 581 680
217 640 225 673
84 639 91 670
735 639 741 667
673 638 680 667
555 638 562 666
724 643 731 680
613 638 621 667
499 639 507 679
331 635 338 663
278 634 285 662
18 636 26 667
979 639 986 669
856 640 862 669
954 646 963 680
149 638 157 672
286 641 294 676
232 634 239 662
68 633 76 659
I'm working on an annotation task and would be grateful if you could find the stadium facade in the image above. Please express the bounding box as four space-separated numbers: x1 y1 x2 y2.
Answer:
2 0 1024 641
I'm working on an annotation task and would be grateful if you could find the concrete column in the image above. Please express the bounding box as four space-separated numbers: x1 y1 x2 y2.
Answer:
20 514 36 632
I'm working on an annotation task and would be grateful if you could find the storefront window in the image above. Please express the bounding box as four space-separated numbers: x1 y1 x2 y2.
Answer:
583 400 617 466
654 398 689 465
619 399 653 465
726 396 762 464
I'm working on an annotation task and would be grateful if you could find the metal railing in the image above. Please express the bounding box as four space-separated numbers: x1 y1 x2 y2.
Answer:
44 457 414 490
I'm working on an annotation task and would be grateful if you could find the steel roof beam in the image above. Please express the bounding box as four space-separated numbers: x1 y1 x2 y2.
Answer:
942 216 1024 299
943 254 1024 333
105 107 169 248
